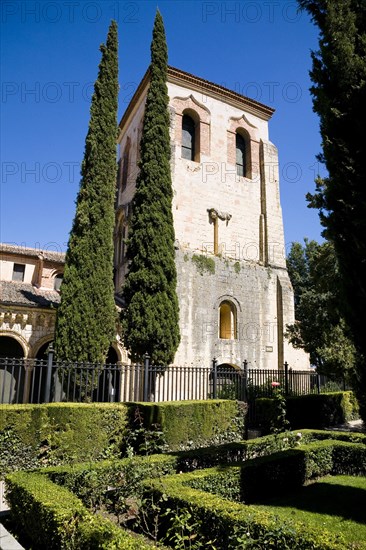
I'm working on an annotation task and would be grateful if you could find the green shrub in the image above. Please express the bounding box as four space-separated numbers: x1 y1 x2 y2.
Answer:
43 454 177 511
298 428 366 445
184 466 241 502
127 400 245 451
5 471 158 549
143 439 366 548
0 400 246 474
241 440 366 503
144 469 346 549
286 391 358 428
174 428 366 472
6 433 365 550
0 403 128 475
256 391 359 433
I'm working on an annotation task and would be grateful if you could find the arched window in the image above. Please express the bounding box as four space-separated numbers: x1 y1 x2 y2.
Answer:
219 301 237 340
236 133 247 177
182 114 196 160
54 274 63 291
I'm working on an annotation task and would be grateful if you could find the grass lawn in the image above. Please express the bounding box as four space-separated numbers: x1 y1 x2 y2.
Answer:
253 475 366 546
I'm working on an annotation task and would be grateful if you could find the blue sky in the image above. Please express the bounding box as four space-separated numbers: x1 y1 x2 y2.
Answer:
1 0 325 253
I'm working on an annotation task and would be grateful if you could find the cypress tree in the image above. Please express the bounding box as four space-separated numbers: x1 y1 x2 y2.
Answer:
54 21 119 363
298 1 366 417
122 11 180 364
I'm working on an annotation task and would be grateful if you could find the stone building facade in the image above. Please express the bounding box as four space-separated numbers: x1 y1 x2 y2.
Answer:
0 244 65 359
115 66 309 371
0 68 309 379
0 244 127 403
0 244 125 362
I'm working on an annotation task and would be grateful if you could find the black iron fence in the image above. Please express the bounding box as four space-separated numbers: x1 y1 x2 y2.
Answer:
0 353 351 407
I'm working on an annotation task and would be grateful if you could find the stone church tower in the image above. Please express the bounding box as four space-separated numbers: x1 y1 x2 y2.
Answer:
115 66 309 371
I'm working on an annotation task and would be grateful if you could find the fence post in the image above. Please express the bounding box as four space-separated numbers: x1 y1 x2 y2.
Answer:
243 359 248 402
143 353 150 402
212 357 217 399
44 343 54 403
316 373 321 394
284 361 289 396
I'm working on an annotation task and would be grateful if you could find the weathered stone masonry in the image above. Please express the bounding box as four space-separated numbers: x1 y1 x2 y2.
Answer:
116 66 308 370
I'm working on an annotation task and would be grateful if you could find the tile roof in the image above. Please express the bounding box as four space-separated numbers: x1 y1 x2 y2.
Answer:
0 243 65 263
0 281 61 308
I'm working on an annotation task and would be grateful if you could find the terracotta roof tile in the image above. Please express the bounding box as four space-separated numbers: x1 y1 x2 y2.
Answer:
0 243 65 263
0 281 61 308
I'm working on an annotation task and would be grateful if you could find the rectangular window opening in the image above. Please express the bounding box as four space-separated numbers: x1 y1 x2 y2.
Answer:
12 263 25 282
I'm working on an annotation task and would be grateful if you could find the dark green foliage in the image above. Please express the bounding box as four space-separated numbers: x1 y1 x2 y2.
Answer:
174 431 320 473
0 400 245 474
145 463 348 549
270 386 290 433
143 439 366 547
286 240 356 376
6 430 366 550
186 467 241 502
298 0 366 419
127 400 246 451
124 405 168 455
122 11 180 364
0 403 128 474
54 22 119 363
240 440 366 504
5 471 157 549
256 391 359 434
43 454 177 512
285 391 359 429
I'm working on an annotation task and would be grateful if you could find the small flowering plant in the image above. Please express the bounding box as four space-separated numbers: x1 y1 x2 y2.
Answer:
270 382 290 434
296 432 303 445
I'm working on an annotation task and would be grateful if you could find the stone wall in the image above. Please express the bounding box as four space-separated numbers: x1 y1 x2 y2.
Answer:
174 249 304 370
115 69 309 370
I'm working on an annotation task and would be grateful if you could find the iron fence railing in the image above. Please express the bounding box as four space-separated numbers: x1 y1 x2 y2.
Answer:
0 354 351 406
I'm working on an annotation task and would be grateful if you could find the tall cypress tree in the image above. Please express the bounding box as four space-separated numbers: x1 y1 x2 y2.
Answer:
298 1 366 417
54 21 118 363
122 11 180 364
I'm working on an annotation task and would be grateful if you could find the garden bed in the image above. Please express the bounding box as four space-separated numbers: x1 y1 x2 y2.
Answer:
257 475 366 545
4 431 366 548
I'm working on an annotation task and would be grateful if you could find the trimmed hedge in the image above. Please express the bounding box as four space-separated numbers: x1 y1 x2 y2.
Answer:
175 428 366 471
14 428 365 505
5 432 366 549
127 399 246 450
0 403 128 475
256 391 359 434
298 428 366 445
5 471 158 549
143 439 366 548
241 440 366 503
43 454 178 510
181 440 366 505
287 391 359 429
1 397 364 478
145 470 347 549
0 400 245 474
